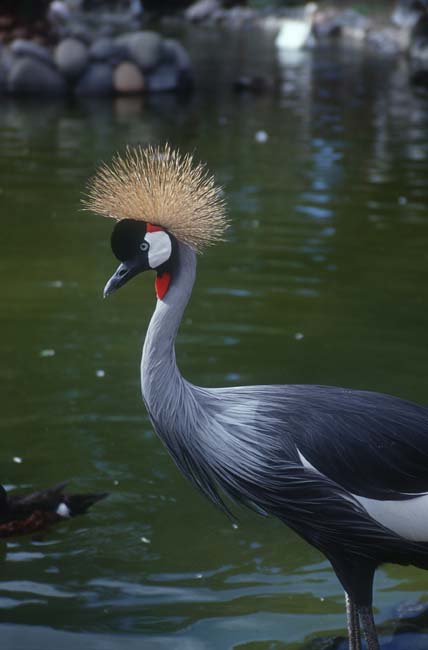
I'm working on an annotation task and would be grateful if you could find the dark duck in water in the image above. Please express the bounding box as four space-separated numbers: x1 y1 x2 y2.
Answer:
84 145 428 650
0 482 107 538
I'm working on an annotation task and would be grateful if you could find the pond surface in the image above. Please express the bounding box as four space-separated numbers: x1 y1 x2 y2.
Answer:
1 25 428 650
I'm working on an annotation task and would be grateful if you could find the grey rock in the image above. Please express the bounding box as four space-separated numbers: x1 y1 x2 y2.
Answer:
74 62 113 96
0 47 15 82
161 38 192 71
98 25 115 38
339 10 371 42
410 13 428 62
184 0 220 22
10 39 53 66
68 25 93 45
314 8 371 42
122 31 162 70
8 57 67 95
89 38 127 64
0 66 6 93
113 61 144 93
147 62 179 92
54 37 89 77
367 27 408 55
392 0 425 30
302 634 345 649
90 37 115 61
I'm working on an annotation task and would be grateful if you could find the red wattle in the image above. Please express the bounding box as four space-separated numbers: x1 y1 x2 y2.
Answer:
147 223 163 233
155 272 171 300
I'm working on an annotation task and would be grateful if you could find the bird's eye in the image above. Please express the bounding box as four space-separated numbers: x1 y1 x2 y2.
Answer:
139 241 149 252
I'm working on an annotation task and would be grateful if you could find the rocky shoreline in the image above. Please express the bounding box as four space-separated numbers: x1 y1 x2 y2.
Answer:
0 1 427 97
0 30 192 96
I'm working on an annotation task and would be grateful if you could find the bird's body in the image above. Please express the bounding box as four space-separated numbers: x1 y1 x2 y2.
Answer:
141 240 428 608
0 482 107 538
85 145 428 649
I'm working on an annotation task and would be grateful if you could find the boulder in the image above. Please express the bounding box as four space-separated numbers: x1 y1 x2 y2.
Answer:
10 39 53 66
392 0 426 29
161 38 192 71
8 57 67 95
90 37 125 63
113 61 144 93
410 13 428 62
121 31 162 70
0 47 15 86
367 27 408 55
0 65 6 92
147 62 179 92
74 62 113 96
68 25 92 46
184 0 220 22
54 37 89 78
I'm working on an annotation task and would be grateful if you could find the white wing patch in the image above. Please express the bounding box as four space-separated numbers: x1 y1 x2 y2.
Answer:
56 502 71 518
297 448 428 542
145 231 172 269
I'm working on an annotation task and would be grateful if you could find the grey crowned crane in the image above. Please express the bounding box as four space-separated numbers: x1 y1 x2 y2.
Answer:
85 145 428 650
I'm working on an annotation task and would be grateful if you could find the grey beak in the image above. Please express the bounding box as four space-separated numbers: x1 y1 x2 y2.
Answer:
103 259 142 298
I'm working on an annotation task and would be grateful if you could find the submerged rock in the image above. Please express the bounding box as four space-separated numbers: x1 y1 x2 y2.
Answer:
8 57 66 95
303 635 346 649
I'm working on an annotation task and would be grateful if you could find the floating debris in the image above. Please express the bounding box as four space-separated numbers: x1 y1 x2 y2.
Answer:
294 332 304 341
13 457 23 464
40 349 56 358
140 536 151 544
96 369 106 378
255 130 269 143
398 196 408 205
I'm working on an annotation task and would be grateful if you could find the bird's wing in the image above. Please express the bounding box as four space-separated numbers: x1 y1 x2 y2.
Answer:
8 481 68 512
205 384 428 547
213 384 428 501
270 384 428 500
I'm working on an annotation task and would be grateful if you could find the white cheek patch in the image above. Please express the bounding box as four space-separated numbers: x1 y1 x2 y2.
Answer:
145 231 172 269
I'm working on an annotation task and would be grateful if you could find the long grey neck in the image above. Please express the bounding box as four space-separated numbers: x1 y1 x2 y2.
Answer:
141 242 196 421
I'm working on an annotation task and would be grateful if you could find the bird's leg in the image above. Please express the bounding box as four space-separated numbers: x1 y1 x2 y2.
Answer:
359 606 380 650
345 592 361 650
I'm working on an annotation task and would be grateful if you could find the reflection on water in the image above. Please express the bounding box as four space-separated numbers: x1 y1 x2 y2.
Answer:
1 27 428 650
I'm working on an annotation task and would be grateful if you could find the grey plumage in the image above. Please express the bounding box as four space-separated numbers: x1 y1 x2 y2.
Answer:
137 237 428 649
88 146 428 650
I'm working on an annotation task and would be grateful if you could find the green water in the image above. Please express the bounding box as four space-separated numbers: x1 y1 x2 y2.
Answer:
2 29 428 649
